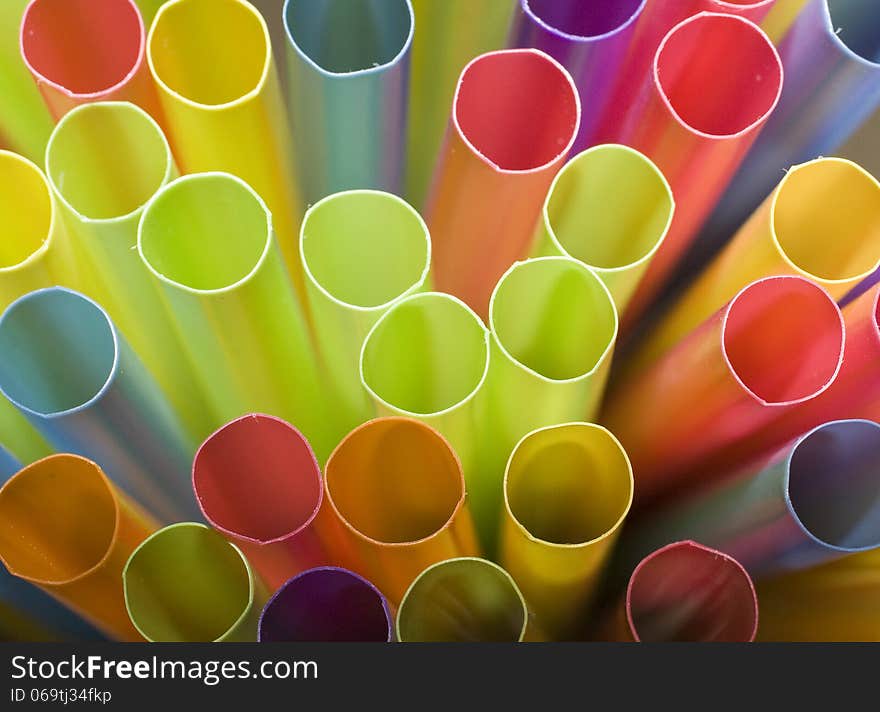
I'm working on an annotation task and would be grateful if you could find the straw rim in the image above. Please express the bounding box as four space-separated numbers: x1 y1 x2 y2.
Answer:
0 454 123 587
282 0 414 78
137 172 275 296
258 566 393 642
0 287 120 420
0 150 56 273
452 48 581 175
488 256 619 384
519 0 647 43
147 0 272 111
502 422 634 551
711 0 775 9
20 0 148 102
359 292 491 418
652 12 783 141
768 157 880 287
45 101 175 227
122 522 258 642
324 417 468 548
720 276 845 407
820 0 880 68
542 144 676 276
193 413 324 547
300 190 431 313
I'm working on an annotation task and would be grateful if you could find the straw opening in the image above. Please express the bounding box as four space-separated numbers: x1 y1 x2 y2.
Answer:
523 0 644 39
827 0 880 63
0 153 52 269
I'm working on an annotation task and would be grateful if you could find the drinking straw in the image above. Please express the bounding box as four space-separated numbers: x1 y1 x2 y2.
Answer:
405 0 515 208
396 558 531 642
762 0 810 41
500 423 633 639
0 0 52 161
258 567 393 642
20 0 162 121
0 454 158 640
532 145 674 315
509 1 646 150
322 418 480 604
193 414 326 591
755 548 880 642
636 157 880 369
600 541 758 642
0 287 198 522
147 0 304 282
602 277 845 504
300 190 431 433
283 0 414 203
123 522 268 642
45 101 215 443
600 13 783 325
425 48 580 317
138 172 338 460
134 0 165 25
0 445 18 479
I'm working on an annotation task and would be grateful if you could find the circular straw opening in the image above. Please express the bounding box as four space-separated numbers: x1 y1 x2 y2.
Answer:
0 456 117 583
787 420 880 551
361 295 489 415
454 50 579 171
21 0 143 97
326 419 463 544
491 259 616 381
0 290 116 416
259 568 392 642
773 159 880 282
827 0 880 63
0 152 52 269
723 278 843 404
523 0 644 39
139 174 270 292
506 425 632 545
194 415 322 544
301 192 429 308
149 0 268 106
46 103 171 221
655 14 781 137
124 524 253 642
284 0 412 74
627 542 757 642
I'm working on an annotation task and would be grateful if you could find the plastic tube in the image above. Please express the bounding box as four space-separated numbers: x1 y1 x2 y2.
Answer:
762 0 810 41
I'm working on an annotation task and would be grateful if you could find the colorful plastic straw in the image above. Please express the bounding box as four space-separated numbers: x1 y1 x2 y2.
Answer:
425 48 580 317
762 0 811 41
603 276 845 504
627 419 880 579
0 445 18 479
533 145 674 314
601 541 758 642
138 172 338 460
258 567 393 642
397 558 531 642
500 423 633 639
123 523 268 642
283 0 414 203
323 417 479 604
300 190 431 433
45 101 214 443
147 0 304 282
638 157 880 369
0 287 198 522
20 0 161 121
0 454 158 640
193 414 326 591
509 0 646 150
405 0 514 207
134 0 165 25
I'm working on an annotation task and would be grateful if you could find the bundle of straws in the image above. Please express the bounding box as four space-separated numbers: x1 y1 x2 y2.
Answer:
0 0 878 643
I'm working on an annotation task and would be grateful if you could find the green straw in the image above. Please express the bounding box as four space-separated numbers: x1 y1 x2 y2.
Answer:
134 0 166 25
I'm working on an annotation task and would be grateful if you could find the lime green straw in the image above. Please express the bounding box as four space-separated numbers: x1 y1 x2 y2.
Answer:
134 0 166 25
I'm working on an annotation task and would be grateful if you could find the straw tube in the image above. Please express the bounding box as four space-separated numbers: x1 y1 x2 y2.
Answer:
300 190 431 432
0 445 18 479
762 0 810 40
322 417 479 604
258 567 393 642
425 48 580 317
0 287 198 522
283 0 414 202
123 523 268 642
0 454 158 640
500 423 633 639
